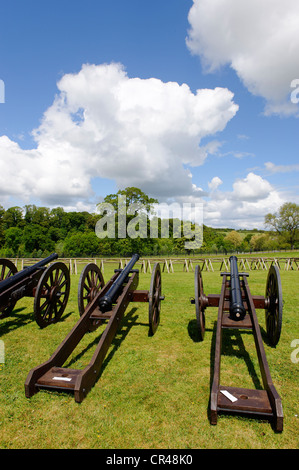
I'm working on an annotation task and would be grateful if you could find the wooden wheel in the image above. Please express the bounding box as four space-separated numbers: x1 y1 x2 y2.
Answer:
78 263 104 316
0 259 18 318
148 263 162 336
34 262 70 328
194 265 207 341
265 265 283 346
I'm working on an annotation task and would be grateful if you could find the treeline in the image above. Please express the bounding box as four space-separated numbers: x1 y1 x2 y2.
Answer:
202 226 295 253
0 203 294 258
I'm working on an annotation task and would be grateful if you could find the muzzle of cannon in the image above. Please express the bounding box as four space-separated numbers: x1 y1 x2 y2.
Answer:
25 254 164 403
0 254 70 328
191 256 283 432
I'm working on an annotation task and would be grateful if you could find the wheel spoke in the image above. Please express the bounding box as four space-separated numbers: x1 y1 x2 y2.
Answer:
78 263 104 316
34 262 70 328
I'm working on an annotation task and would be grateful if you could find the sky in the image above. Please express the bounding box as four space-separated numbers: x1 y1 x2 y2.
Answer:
0 0 298 229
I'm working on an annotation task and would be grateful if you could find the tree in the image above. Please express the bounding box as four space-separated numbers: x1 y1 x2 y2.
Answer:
63 232 100 257
22 224 55 254
3 206 24 229
250 233 268 251
4 227 23 253
97 187 159 243
103 187 158 214
67 211 90 232
265 202 299 249
0 205 5 246
24 205 51 227
223 230 243 251
50 207 71 235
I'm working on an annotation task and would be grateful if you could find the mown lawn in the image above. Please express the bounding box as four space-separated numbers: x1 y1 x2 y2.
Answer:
0 259 298 449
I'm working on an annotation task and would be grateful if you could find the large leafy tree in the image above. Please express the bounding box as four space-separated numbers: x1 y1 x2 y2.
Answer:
265 202 299 249
223 230 243 251
103 187 158 214
3 206 24 229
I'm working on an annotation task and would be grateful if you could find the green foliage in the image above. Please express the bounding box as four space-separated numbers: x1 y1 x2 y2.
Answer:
4 227 23 254
0 195 298 257
265 202 299 249
63 232 100 257
103 186 158 214
223 230 243 250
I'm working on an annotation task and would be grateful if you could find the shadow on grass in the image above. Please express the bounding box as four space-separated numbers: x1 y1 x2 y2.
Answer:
209 324 263 390
207 321 272 426
0 307 31 335
187 318 213 343
0 307 74 337
64 307 140 379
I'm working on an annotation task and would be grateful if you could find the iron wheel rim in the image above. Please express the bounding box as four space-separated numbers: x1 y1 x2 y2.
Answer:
265 265 283 346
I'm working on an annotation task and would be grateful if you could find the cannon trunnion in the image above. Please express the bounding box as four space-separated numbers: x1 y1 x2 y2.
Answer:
191 256 283 432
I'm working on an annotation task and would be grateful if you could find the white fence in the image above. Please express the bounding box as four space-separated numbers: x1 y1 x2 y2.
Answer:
7 256 299 274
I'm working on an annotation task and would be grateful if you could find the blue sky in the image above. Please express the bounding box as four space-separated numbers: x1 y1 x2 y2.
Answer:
0 0 298 229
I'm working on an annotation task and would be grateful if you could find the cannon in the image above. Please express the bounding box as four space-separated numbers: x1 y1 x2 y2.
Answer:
25 254 164 402
0 254 70 328
191 255 283 431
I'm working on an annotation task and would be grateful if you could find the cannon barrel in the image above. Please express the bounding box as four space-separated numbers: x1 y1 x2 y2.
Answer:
0 253 58 295
229 255 246 321
99 254 140 312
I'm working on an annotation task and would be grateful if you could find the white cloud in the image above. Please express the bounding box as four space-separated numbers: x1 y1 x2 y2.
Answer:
186 0 299 115
203 172 285 228
265 161 299 174
0 62 238 208
208 176 223 191
232 172 273 201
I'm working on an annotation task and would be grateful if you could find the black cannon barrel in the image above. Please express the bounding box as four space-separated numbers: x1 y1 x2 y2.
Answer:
229 255 246 321
0 253 58 295
99 254 140 312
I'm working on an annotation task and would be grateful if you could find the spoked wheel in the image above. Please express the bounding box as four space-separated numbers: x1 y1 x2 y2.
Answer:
0 259 18 318
265 265 283 346
148 263 163 336
34 262 70 328
78 263 105 316
194 265 207 341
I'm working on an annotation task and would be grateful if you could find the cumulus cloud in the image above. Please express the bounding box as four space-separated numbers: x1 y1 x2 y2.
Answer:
233 172 273 201
0 62 238 209
186 0 299 115
208 176 223 191
203 172 285 229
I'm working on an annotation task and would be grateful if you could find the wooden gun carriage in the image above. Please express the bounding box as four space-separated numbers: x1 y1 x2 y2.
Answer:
191 255 283 431
25 254 164 402
0 253 70 328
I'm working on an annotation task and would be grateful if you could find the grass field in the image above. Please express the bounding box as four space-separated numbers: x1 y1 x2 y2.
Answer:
0 258 298 449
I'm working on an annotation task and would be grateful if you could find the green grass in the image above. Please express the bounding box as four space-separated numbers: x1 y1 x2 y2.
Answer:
0 261 298 449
